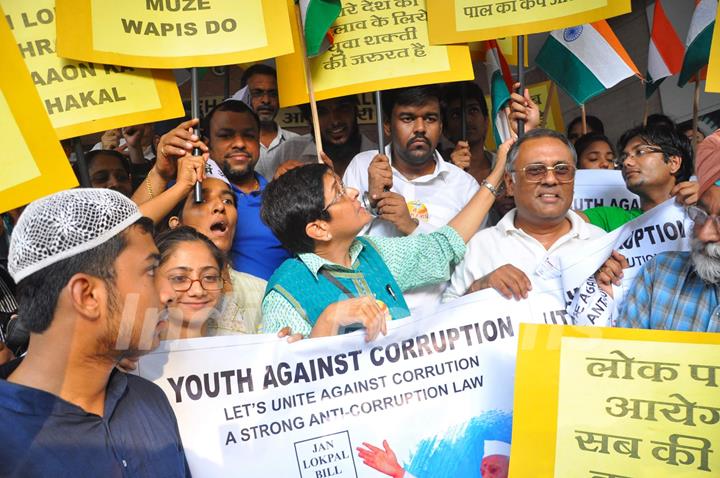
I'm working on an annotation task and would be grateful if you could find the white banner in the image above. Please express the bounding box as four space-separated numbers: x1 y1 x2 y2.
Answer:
572 169 640 211
560 199 692 325
137 288 568 477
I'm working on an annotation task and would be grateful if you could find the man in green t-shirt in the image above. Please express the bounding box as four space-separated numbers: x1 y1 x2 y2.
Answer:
579 125 696 231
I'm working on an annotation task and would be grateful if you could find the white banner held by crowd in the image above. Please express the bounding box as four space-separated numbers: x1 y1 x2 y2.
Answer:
572 169 640 211
560 198 692 325
138 288 569 477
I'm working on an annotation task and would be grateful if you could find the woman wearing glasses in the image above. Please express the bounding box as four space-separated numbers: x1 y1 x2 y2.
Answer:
155 227 226 340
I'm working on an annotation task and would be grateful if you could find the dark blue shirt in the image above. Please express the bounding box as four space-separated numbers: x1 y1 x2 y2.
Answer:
0 360 190 477
230 174 290 280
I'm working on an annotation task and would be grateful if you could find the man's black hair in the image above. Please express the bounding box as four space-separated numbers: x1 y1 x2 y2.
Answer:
618 125 694 182
240 64 277 88
201 100 260 139
15 217 154 334
574 133 615 161
646 113 676 132
566 115 605 137
84 149 131 176
261 164 331 254
440 81 489 121
381 85 443 119
297 95 359 124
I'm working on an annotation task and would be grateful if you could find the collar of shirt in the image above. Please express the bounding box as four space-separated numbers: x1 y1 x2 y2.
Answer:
0 359 128 418
385 144 450 185
297 240 365 279
229 172 267 197
261 126 292 153
495 208 593 241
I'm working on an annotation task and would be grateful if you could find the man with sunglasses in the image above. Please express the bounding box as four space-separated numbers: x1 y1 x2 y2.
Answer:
581 125 696 232
613 130 720 332
444 129 606 302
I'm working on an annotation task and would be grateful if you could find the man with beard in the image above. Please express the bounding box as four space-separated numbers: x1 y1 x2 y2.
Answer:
134 102 290 281
343 85 479 313
236 64 299 180
615 130 720 332
0 189 189 476
272 95 376 178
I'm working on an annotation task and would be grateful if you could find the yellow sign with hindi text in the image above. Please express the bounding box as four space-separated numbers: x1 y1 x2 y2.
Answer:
276 0 473 107
0 4 77 213
706 6 720 93
427 0 631 44
56 0 294 69
2 0 183 139
510 324 720 478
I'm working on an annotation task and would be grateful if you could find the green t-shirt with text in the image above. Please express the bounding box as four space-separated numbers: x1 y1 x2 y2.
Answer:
583 206 644 232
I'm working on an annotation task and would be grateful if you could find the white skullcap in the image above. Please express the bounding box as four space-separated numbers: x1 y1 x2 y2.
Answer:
228 85 252 108
205 159 231 186
8 189 142 283
483 440 511 458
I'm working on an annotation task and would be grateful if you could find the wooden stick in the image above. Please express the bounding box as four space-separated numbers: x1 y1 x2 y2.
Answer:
580 104 587 135
517 35 525 137
692 77 700 151
294 3 324 164
540 81 555 128
642 100 649 127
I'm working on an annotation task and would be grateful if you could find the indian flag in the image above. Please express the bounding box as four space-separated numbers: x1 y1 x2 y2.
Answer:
646 0 684 98
535 21 640 105
484 40 512 147
299 0 341 57
678 0 718 87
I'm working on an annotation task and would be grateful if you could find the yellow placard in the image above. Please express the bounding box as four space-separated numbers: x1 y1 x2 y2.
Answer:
484 80 563 151
2 0 183 139
706 7 720 93
56 0 294 69
0 4 77 213
510 324 720 478
427 0 631 44
276 0 473 107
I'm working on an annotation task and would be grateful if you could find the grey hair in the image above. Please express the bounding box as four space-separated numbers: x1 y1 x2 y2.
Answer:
505 128 577 175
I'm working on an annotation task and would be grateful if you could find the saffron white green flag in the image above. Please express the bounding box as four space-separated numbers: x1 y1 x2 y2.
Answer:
678 0 718 86
299 0 341 57
483 41 512 147
535 21 640 105
646 0 684 98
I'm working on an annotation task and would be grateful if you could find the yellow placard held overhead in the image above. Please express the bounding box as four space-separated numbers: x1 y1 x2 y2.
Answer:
427 0 631 44
276 0 473 107
2 0 183 139
0 5 77 213
56 0 294 69
510 324 720 477
707 7 720 93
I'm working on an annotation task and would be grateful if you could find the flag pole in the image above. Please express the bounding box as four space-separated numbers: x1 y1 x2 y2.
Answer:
517 36 525 137
692 76 700 150
375 91 385 156
580 104 587 135
461 82 468 140
540 81 556 128
73 138 91 187
191 67 203 203
294 3 324 164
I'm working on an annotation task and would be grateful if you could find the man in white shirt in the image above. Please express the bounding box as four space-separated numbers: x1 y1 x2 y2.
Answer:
234 64 299 180
443 128 606 303
344 85 479 314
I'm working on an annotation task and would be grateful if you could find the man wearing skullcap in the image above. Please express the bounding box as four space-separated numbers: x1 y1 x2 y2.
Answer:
0 189 190 476
615 130 720 331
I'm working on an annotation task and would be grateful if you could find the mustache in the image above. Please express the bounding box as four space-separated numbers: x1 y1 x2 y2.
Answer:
406 134 431 147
